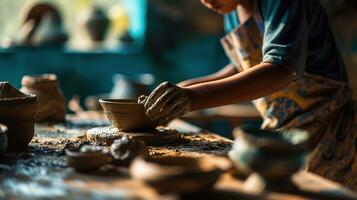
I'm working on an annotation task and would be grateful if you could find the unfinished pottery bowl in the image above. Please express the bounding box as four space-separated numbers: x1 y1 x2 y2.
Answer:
130 156 222 194
229 125 310 182
0 82 37 152
21 74 66 122
66 146 110 171
99 99 159 131
0 124 8 154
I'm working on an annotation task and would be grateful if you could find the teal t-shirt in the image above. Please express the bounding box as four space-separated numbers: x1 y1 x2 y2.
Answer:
224 0 348 82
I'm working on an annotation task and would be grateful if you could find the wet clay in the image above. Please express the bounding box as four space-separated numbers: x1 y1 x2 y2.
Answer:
21 74 66 123
0 82 37 152
86 126 182 146
99 99 159 131
110 135 148 166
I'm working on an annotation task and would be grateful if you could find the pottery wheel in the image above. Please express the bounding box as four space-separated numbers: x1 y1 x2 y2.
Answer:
86 126 183 146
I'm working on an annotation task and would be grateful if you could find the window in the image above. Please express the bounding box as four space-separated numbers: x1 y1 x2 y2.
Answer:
0 0 147 52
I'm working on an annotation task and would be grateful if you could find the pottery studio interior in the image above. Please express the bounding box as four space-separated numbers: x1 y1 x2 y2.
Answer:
0 0 357 199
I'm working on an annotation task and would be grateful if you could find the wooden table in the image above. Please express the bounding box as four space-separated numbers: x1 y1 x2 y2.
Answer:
0 114 356 200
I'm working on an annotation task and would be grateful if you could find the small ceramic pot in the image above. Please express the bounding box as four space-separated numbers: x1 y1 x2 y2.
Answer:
229 125 310 182
21 74 66 123
130 156 222 194
99 99 159 131
0 124 8 154
0 82 37 152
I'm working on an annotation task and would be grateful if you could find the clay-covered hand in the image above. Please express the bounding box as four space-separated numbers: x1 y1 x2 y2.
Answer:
144 82 191 122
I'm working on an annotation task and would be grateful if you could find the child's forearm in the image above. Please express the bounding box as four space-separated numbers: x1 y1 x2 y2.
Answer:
177 64 238 87
187 63 294 110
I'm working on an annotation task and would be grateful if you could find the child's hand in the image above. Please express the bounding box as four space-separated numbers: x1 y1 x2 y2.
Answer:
144 82 191 122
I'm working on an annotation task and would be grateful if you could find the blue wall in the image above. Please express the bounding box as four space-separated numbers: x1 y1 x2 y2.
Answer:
0 35 228 103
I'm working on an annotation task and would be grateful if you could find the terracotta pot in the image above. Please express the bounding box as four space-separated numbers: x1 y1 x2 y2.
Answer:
21 74 66 123
99 99 159 131
130 156 222 194
0 82 37 152
0 124 8 154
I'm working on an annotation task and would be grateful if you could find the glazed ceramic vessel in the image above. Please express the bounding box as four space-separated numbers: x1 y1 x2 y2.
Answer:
130 156 222 194
21 74 66 123
99 99 158 131
0 124 8 154
0 82 37 152
229 125 310 186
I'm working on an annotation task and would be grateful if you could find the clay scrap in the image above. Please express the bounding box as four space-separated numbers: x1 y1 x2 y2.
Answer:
21 74 66 123
66 145 110 171
0 82 37 152
110 135 148 166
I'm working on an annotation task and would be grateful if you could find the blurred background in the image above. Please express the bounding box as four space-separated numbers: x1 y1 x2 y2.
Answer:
0 0 356 137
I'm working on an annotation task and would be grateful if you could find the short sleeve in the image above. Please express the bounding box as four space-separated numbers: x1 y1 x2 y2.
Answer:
260 0 308 77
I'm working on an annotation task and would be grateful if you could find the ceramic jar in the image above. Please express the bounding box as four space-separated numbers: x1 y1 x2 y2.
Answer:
229 125 310 182
0 82 37 152
21 74 66 123
78 6 110 42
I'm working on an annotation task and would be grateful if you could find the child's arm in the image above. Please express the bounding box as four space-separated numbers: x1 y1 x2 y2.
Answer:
177 64 238 87
187 62 293 110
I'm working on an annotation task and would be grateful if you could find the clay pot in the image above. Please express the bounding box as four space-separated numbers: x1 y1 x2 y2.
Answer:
130 156 222 194
0 124 8 154
0 82 37 152
78 6 110 42
21 74 66 123
99 99 159 131
229 125 310 188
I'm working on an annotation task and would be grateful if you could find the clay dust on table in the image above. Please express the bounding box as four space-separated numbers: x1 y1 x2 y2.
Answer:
0 118 232 199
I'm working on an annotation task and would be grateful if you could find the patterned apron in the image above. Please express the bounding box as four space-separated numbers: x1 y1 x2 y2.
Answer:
221 10 357 190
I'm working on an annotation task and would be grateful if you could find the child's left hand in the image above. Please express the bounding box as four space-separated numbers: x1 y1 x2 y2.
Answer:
144 82 191 122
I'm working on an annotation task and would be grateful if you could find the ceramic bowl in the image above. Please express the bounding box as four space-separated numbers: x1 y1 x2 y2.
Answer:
99 99 158 131
130 156 222 194
66 148 110 171
0 124 8 154
229 125 310 181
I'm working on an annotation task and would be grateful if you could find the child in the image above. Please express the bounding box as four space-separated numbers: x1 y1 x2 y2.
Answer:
144 0 357 190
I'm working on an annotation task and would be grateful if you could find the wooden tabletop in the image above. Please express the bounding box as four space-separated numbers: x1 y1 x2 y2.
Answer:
0 114 356 200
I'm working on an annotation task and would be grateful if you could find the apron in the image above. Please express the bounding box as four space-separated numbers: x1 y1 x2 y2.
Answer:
221 8 357 190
